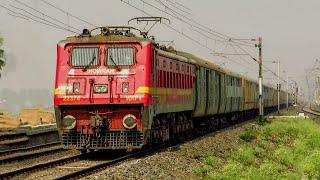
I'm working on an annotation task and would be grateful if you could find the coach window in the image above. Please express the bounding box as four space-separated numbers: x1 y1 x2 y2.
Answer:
163 60 167 68
106 47 135 66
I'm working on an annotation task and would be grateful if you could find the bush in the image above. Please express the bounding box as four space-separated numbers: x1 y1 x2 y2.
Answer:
240 131 254 142
230 145 256 166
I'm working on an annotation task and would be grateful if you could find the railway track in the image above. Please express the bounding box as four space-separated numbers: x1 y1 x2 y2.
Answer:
0 153 83 179
0 142 65 164
54 119 255 180
56 119 256 180
0 131 29 146
303 106 320 116
0 141 61 157
0 136 194 179
0 112 272 179
34 152 142 180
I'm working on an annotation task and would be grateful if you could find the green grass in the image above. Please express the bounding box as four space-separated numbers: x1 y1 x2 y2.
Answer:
196 117 320 179
239 131 254 142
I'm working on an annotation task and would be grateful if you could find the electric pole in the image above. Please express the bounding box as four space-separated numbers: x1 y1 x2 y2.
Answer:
286 74 289 109
258 37 264 121
277 61 280 114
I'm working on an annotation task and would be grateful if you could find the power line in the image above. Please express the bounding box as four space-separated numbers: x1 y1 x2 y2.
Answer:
13 0 81 32
164 0 193 16
38 0 97 28
0 4 78 34
229 44 257 65
262 65 287 82
7 12 28 20
171 0 192 11
142 0 226 40
156 0 237 47
10 4 78 34
147 0 255 47
120 0 262 72
232 43 258 62
122 0 285 83
121 0 220 53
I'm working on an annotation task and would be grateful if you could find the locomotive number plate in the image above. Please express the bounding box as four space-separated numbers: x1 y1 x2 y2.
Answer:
62 96 81 102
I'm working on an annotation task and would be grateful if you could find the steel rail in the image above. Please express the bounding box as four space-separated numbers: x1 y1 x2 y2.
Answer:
56 117 258 180
0 141 61 156
0 154 83 179
54 153 138 180
0 145 65 164
303 106 320 116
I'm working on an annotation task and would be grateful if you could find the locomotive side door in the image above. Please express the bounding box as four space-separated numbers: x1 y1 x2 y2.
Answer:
152 49 159 106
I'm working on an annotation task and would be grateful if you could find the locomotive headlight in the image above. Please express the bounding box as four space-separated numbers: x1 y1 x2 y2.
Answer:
122 82 129 93
73 82 80 94
62 115 76 130
94 84 108 93
122 114 137 129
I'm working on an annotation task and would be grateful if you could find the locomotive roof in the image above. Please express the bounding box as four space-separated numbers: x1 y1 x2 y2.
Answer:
59 34 152 46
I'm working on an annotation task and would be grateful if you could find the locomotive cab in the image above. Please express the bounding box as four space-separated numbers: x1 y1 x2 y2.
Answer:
54 27 154 151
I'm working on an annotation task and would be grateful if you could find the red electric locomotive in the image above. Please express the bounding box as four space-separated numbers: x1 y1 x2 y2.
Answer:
54 26 196 151
54 25 291 152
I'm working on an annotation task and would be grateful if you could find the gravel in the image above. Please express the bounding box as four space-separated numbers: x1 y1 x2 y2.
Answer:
85 121 255 180
23 159 102 180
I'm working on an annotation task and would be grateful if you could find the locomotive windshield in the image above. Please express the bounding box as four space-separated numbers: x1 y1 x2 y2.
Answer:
71 47 99 67
107 47 134 66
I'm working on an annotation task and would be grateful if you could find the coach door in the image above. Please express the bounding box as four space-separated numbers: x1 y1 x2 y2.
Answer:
205 69 210 115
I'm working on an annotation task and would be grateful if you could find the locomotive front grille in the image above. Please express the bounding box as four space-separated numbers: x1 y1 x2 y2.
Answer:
61 131 144 149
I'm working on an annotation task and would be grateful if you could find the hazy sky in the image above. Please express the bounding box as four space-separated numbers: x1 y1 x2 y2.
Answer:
0 0 318 95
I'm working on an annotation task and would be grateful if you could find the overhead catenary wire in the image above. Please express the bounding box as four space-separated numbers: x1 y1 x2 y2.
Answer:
142 0 226 41
13 0 81 32
153 0 265 73
7 12 28 20
164 0 193 16
9 4 79 34
120 0 262 71
229 44 257 66
148 0 256 47
122 0 287 83
170 0 192 11
38 0 97 28
0 4 78 34
263 65 287 83
121 0 220 55
3 0 284 84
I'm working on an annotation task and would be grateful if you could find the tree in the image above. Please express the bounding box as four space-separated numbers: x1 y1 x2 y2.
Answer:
0 37 5 78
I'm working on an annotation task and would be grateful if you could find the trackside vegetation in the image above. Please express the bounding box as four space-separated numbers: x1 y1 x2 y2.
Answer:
196 117 320 179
